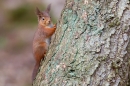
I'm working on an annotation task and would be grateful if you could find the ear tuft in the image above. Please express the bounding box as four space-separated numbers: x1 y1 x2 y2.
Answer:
36 7 42 16
46 4 51 13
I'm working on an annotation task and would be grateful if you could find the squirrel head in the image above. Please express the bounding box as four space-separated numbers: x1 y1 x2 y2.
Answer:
36 4 51 27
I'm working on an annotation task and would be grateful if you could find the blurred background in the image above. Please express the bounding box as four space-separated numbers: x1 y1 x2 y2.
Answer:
0 0 65 86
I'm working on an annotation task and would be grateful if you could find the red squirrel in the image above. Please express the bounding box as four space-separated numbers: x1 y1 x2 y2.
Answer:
32 4 56 81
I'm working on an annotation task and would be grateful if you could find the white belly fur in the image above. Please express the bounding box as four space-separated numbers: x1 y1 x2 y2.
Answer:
45 23 53 49
45 38 51 49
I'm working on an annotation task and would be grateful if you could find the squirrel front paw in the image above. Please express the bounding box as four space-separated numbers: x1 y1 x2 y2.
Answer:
53 24 57 29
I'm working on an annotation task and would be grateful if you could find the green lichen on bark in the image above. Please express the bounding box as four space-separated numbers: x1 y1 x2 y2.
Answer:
109 17 120 27
33 0 130 86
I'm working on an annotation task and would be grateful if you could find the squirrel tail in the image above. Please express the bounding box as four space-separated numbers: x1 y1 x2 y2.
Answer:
32 62 40 81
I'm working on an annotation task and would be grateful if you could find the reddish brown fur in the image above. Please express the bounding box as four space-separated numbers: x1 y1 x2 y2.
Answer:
32 4 56 81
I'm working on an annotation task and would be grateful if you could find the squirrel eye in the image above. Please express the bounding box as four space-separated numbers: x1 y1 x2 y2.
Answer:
42 17 44 20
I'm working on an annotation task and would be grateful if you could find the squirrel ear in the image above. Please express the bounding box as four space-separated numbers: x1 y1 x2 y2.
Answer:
46 4 51 13
36 7 42 16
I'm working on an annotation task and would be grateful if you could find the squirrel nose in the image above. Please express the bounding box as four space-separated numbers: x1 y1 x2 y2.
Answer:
48 20 51 24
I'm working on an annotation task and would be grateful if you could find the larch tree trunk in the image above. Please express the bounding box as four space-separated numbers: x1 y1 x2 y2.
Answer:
33 0 130 86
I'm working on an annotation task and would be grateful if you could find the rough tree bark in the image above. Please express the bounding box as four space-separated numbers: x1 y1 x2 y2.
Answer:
33 0 130 86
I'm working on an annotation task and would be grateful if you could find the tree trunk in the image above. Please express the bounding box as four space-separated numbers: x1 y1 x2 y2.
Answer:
33 0 130 86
